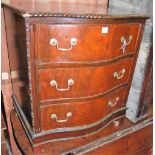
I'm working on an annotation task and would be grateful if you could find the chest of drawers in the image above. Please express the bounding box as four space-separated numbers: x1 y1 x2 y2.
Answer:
2 1 148 149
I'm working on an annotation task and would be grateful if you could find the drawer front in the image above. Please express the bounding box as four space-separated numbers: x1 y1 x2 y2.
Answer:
39 59 132 102
37 24 140 64
41 87 126 131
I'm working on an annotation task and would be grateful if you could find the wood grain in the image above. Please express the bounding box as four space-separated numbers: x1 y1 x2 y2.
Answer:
39 58 132 102
83 124 152 155
41 87 126 131
37 23 140 64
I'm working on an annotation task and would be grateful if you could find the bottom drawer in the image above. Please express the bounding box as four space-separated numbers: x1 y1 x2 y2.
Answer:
40 87 127 131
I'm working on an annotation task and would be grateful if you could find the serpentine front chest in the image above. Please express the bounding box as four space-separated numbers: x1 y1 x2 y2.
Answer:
2 1 148 153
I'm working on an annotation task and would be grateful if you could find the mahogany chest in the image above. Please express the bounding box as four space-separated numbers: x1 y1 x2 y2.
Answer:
2 1 149 153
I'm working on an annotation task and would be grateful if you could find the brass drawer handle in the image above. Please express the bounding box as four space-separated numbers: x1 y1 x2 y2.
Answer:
51 112 72 123
113 120 120 127
50 38 77 52
50 79 74 92
108 97 119 107
121 35 133 53
113 68 126 80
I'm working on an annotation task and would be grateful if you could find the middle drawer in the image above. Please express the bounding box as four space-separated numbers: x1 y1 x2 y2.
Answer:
39 58 132 103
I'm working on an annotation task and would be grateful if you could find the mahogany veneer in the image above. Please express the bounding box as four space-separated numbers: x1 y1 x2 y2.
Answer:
37 23 140 63
41 87 126 131
2 0 149 153
39 58 132 102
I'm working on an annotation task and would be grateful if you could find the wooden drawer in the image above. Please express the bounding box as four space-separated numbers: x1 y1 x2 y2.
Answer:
41 87 126 131
36 23 140 64
39 58 132 103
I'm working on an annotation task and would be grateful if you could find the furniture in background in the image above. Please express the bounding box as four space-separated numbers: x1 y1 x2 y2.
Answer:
1 6 21 155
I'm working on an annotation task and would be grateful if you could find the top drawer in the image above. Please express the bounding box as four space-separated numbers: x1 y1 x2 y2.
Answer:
36 23 140 64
